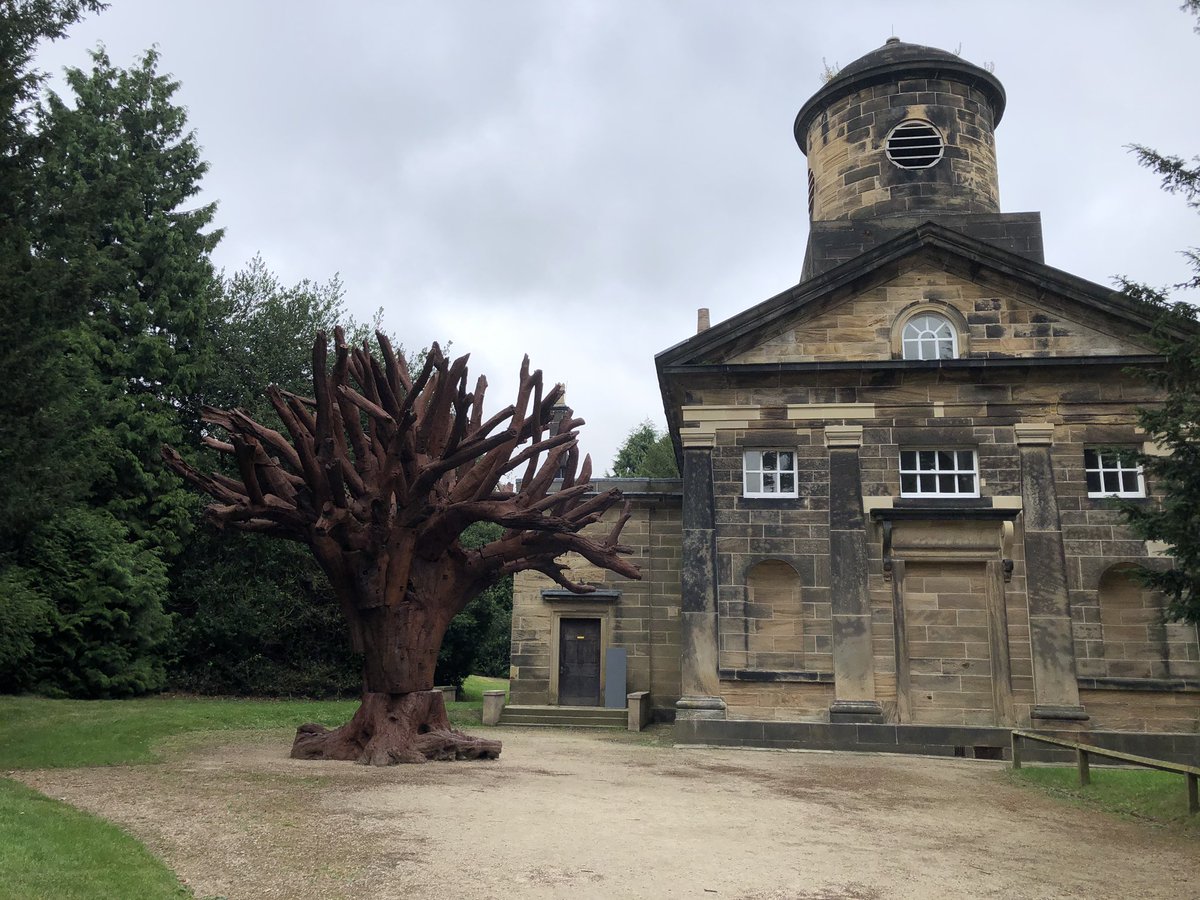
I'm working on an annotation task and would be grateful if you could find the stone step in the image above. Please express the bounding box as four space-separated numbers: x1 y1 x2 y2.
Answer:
499 705 626 728
499 714 625 727
499 720 625 729
501 710 628 724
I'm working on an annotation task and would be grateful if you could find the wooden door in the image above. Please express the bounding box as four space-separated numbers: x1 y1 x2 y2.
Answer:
558 618 601 706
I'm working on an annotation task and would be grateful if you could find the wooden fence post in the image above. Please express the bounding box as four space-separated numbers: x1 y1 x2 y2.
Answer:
1076 747 1090 786
1011 731 1022 770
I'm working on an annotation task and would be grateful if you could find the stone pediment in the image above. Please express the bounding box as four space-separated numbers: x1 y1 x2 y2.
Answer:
726 259 1154 364
656 223 1178 371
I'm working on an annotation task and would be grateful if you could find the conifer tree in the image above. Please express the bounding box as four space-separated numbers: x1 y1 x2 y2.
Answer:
0 0 105 550
2 42 220 696
35 46 222 555
1118 0 1200 623
610 420 679 478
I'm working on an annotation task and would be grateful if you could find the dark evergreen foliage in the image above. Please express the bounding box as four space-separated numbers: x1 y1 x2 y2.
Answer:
0 566 53 689
0 29 219 697
434 522 513 688
610 420 679 478
168 529 359 697
0 0 105 551
1118 1 1200 624
35 47 222 556
166 260 363 697
2 507 170 697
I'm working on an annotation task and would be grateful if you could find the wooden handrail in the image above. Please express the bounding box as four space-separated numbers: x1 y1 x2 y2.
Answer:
1010 728 1198 815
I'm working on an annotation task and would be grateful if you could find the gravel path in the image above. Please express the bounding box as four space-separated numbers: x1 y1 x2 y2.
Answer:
15 726 1199 899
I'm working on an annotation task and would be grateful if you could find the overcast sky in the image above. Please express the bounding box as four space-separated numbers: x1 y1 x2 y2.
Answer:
34 1 1200 472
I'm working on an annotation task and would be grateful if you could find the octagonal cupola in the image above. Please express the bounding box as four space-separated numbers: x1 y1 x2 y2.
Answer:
796 37 1006 223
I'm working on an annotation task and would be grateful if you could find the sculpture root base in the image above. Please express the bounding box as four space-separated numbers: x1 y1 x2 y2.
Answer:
290 690 502 765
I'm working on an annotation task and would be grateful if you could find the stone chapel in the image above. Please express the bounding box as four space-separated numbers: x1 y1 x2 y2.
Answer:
506 38 1200 759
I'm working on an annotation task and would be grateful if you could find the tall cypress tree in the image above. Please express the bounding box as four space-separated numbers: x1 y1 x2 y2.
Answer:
1 45 221 696
0 1 105 552
0 2 107 689
35 46 222 555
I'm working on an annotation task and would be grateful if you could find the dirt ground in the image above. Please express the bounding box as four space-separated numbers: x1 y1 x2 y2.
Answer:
14 725 1200 899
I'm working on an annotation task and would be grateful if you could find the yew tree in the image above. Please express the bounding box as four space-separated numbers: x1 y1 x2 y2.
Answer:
163 329 639 764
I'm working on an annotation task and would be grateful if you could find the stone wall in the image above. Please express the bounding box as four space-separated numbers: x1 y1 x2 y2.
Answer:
682 359 1199 731
902 561 996 727
713 428 833 679
1080 689 1200 733
804 77 999 221
722 681 834 721
1047 422 1200 689
802 212 1045 279
509 482 683 717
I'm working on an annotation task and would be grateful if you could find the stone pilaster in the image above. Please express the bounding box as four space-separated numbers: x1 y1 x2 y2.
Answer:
1015 424 1087 722
824 426 883 722
676 433 725 719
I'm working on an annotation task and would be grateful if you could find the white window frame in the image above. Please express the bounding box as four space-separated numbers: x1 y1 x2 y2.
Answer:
901 313 958 361
743 449 798 498
899 449 979 499
1084 449 1145 498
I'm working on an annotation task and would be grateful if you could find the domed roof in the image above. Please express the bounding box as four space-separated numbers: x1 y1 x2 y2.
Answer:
794 37 1006 150
836 37 967 80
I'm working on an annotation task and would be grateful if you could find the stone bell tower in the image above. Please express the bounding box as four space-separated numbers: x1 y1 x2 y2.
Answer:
796 37 1043 278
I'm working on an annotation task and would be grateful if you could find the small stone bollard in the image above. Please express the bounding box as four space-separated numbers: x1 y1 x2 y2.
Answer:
482 690 506 726
627 690 650 732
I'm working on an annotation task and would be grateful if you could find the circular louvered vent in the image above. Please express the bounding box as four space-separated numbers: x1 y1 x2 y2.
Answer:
885 120 944 169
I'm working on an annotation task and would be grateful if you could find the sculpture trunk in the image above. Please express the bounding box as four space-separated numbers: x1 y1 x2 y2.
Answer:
357 599 451 694
290 564 502 764
315 539 463 694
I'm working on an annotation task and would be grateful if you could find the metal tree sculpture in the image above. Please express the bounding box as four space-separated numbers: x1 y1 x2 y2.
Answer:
163 328 639 764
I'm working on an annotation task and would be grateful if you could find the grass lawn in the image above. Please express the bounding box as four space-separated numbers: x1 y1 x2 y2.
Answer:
0 684 498 770
460 674 510 704
0 779 188 899
0 680 507 898
0 695 359 770
1009 765 1200 833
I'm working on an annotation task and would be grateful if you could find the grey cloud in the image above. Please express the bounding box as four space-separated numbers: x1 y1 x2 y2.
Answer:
33 0 1200 468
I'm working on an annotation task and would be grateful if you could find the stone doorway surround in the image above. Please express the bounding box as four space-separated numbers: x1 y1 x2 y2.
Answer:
542 590 618 707
872 507 1018 726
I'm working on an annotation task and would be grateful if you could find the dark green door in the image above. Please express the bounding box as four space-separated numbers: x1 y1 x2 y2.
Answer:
559 618 601 706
